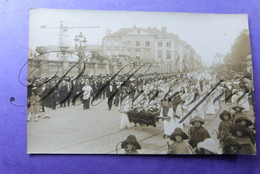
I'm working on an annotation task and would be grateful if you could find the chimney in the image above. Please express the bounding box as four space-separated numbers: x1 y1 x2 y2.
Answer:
161 26 167 35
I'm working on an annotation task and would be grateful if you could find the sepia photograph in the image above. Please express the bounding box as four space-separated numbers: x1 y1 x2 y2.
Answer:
27 9 256 155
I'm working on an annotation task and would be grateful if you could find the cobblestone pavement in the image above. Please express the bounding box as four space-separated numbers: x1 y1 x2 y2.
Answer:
27 98 254 154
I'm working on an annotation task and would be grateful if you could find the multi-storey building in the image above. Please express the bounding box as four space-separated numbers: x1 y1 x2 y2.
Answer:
102 26 201 72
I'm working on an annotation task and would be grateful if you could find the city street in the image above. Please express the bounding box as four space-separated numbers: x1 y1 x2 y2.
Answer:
27 97 239 154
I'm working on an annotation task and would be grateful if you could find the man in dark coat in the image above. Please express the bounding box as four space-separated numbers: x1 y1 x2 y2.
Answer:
59 81 68 107
71 80 80 105
106 81 117 110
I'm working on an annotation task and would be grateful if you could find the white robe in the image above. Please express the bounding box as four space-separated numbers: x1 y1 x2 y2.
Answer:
237 91 250 112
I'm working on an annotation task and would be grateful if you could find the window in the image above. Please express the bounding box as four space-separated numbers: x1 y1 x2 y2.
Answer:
106 41 111 46
136 50 140 59
136 41 140 46
115 41 119 47
106 50 111 56
167 51 171 59
146 41 150 47
158 42 162 47
167 42 171 47
158 50 162 59
115 50 119 55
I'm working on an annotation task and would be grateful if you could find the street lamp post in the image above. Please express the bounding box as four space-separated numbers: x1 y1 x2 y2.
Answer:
74 32 88 75
74 32 87 56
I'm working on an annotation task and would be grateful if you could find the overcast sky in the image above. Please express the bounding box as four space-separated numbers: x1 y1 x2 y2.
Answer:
29 9 249 66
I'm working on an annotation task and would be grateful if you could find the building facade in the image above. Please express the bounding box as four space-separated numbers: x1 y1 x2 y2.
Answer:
102 26 201 72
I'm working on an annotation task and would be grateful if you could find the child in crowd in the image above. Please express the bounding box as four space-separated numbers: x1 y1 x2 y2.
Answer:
121 135 141 154
235 116 255 145
197 138 221 154
168 128 194 154
222 136 240 154
232 106 245 124
231 124 256 154
188 115 211 149
218 110 232 148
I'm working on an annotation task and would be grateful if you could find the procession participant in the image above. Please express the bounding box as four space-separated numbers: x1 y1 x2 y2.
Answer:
204 84 217 115
33 79 44 114
27 79 34 122
71 79 80 105
66 81 72 107
218 110 232 148
121 135 141 154
224 83 233 104
222 136 241 154
241 74 254 110
235 115 255 145
231 84 240 105
79 78 85 102
30 89 41 122
146 88 159 106
188 115 210 149
106 81 116 110
168 128 194 154
59 80 68 108
132 85 144 107
100 78 107 99
231 106 245 124
91 78 98 99
237 87 250 112
42 83 53 119
171 91 185 129
82 81 93 110
189 88 201 118
196 138 221 154
171 91 183 118
215 83 226 111
50 80 58 110
231 124 256 154
118 87 132 130
113 81 122 107
158 94 173 138
128 81 136 100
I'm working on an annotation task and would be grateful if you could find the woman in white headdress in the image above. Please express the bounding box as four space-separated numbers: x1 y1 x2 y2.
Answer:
159 94 174 138
205 84 216 115
118 87 132 130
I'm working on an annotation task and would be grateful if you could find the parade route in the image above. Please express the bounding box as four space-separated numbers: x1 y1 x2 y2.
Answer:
28 99 167 154
27 98 241 154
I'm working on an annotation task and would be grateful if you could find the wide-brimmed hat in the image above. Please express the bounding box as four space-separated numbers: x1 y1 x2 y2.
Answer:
197 138 221 154
235 116 253 127
190 115 205 125
170 128 188 141
219 110 231 120
223 136 240 152
231 124 249 136
121 135 141 150
232 106 245 111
